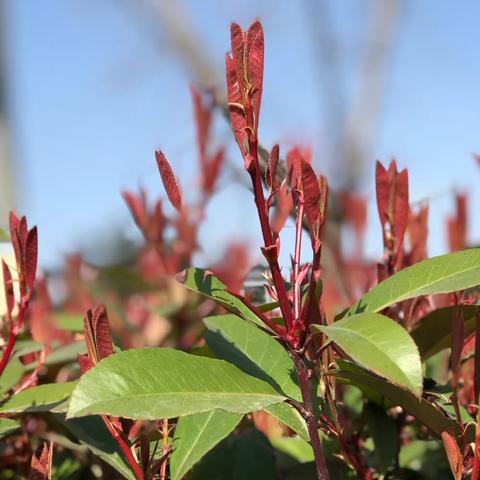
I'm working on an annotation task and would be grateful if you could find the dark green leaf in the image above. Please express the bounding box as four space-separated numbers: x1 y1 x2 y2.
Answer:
55 414 136 480
411 305 479 360
334 361 455 437
346 249 480 315
191 429 276 480
364 402 399 473
67 348 285 419
170 410 243 480
312 312 423 396
204 314 300 400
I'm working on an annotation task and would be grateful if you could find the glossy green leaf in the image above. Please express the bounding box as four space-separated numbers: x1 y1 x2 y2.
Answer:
312 312 422 396
411 305 479 360
364 402 399 473
179 268 269 330
170 410 243 480
334 361 455 437
346 249 480 315
67 348 285 419
204 314 301 401
0 381 76 414
0 418 20 437
264 403 309 441
56 414 136 480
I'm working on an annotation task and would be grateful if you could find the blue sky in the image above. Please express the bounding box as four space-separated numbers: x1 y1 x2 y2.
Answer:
4 1 480 270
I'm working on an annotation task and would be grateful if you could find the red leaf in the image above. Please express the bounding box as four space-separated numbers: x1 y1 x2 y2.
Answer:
270 181 292 233
92 305 114 360
77 352 94 374
2 260 14 315
203 147 225 196
29 443 51 480
266 144 279 192
226 54 248 155
190 85 211 160
25 226 38 292
441 431 463 480
230 23 246 95
245 21 264 129
123 190 147 232
286 148 303 191
407 204 429 264
301 159 320 238
375 160 389 229
394 168 409 253
155 150 182 211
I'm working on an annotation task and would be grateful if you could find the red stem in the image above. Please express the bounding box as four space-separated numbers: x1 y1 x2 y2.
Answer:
291 352 329 480
248 138 296 339
102 416 143 480
160 418 169 480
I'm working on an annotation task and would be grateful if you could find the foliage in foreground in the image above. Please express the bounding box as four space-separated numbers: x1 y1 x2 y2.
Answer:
0 19 480 480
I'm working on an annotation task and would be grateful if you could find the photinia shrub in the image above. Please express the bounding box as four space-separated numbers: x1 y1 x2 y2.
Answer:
2 18 480 480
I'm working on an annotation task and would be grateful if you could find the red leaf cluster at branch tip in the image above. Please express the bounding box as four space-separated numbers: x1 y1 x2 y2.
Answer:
155 150 182 211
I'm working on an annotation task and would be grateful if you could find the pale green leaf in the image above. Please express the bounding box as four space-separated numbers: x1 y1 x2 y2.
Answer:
178 268 269 329
312 312 422 396
67 348 285 419
0 418 20 437
264 402 309 441
0 381 76 414
346 249 480 315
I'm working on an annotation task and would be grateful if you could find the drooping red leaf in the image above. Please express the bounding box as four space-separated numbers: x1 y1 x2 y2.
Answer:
441 431 463 480
155 150 182 211
2 260 14 315
28 443 51 480
447 193 467 252
25 226 38 292
245 21 264 130
266 144 279 192
317 175 328 232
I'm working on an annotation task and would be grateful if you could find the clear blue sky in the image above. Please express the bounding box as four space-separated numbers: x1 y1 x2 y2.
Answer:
4 1 480 269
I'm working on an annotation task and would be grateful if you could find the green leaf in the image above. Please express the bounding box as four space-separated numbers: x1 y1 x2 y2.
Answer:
312 312 423 396
0 381 76 414
191 429 276 480
346 249 480 315
264 403 309 441
25 341 87 372
170 410 243 480
0 357 25 394
67 348 285 419
204 314 300 401
54 313 84 332
0 418 20 437
179 268 269 329
55 414 136 480
364 402 399 473
271 436 314 463
334 361 455 437
411 305 479 360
